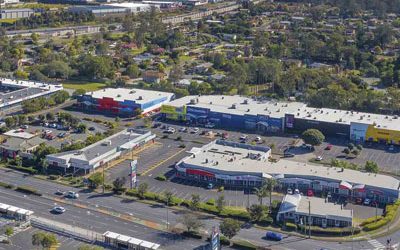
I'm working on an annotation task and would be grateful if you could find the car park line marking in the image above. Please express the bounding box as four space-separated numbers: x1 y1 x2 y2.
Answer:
141 147 186 176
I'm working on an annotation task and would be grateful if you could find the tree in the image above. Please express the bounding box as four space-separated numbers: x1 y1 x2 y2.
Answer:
348 143 355 150
179 213 203 232
365 161 379 173
41 233 58 248
301 129 325 146
46 112 55 121
265 178 277 210
254 186 267 206
248 204 268 222
31 33 39 45
169 64 183 83
77 123 87 133
351 149 360 157
88 172 104 189
112 177 126 194
343 148 351 156
5 226 13 243
190 194 201 210
32 232 45 248
216 195 225 213
4 116 17 128
143 117 152 128
356 144 363 151
137 182 148 198
73 89 86 97
163 190 173 205
32 232 58 249
126 64 141 78
219 218 241 239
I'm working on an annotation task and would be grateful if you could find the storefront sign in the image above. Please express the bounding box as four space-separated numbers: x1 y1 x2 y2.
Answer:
285 114 295 128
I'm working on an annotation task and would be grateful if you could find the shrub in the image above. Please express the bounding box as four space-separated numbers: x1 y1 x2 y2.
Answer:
284 222 297 231
0 182 14 189
155 175 167 181
220 207 250 220
182 231 202 239
206 198 215 206
360 216 383 226
198 202 219 214
231 240 257 250
219 235 230 246
363 218 390 231
144 191 159 200
258 216 274 226
125 189 138 197
7 165 37 175
297 225 360 236
48 175 60 180
218 186 224 192
15 185 41 196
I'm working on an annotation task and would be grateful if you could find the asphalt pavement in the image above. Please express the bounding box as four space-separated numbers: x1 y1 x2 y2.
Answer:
0 168 399 250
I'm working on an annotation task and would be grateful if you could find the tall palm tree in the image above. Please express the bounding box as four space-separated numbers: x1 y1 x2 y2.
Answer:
254 186 267 205
265 178 277 211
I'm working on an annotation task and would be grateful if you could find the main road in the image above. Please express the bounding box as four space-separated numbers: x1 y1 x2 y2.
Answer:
0 168 398 250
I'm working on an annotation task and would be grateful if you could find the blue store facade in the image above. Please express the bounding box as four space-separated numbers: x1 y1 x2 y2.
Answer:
185 105 285 133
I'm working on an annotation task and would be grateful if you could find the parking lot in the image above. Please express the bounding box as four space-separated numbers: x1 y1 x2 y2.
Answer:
0 227 87 250
313 137 400 174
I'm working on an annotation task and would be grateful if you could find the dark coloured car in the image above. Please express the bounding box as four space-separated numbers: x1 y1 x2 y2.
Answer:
266 231 283 241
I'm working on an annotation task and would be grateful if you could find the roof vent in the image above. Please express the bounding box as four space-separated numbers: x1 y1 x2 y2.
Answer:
130 90 135 94
138 96 143 100
231 104 237 109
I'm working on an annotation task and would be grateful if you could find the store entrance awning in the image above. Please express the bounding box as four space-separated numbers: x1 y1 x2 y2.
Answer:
339 180 352 190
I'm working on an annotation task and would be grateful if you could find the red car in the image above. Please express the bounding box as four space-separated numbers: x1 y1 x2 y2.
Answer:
355 197 363 204
325 144 333 150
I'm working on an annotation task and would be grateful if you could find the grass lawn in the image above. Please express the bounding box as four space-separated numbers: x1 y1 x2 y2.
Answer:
62 81 106 92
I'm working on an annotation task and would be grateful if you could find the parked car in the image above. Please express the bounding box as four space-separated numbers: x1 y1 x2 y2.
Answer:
240 135 248 141
287 188 293 195
88 127 96 131
52 206 66 214
255 136 262 142
20 125 29 129
325 144 333 150
55 190 65 196
66 191 79 199
294 189 300 194
58 132 66 138
316 156 323 161
205 123 215 128
222 132 229 139
207 183 214 189
388 145 394 151
179 127 187 132
165 127 175 134
355 197 363 204
265 231 283 241
363 198 371 206
191 127 200 134
283 153 295 158
153 123 161 128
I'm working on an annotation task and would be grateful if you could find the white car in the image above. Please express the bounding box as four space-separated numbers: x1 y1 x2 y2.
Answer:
205 123 215 128
255 136 262 142
316 156 323 161
240 135 248 141
179 127 187 132
294 189 300 194
363 198 371 206
66 191 79 199
52 206 66 214
287 188 293 195
191 128 199 134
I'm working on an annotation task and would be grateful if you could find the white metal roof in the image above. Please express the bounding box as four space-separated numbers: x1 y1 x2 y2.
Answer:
88 88 174 105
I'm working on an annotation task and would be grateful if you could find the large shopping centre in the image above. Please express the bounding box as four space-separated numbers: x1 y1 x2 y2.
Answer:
176 140 400 204
161 95 400 145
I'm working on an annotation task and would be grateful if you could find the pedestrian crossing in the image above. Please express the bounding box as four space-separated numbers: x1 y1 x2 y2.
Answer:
367 239 399 250
368 239 386 249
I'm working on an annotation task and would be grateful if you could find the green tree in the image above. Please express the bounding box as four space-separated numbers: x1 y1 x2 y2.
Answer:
190 194 201 210
41 233 58 248
77 123 87 133
179 213 203 232
163 190 174 205
4 116 17 128
5 226 13 243
365 161 379 173
73 89 86 97
219 218 241 239
301 129 325 146
216 195 225 213
248 204 267 222
88 172 104 189
126 64 141 78
265 178 277 210
254 186 267 206
137 182 149 198
351 149 360 158
32 232 45 248
169 64 183 83
112 177 126 194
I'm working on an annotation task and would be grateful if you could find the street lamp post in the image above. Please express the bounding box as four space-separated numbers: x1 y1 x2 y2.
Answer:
308 200 311 239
